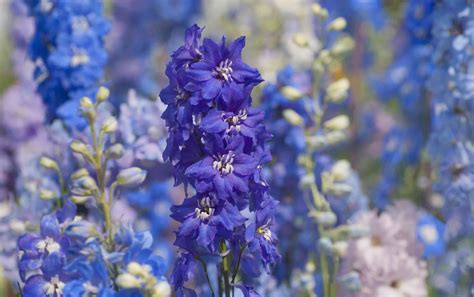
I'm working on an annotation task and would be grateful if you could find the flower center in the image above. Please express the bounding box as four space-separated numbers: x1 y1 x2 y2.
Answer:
195 197 215 220
257 226 272 241
70 48 90 66
213 59 233 82
213 153 235 175
420 224 438 244
43 275 65 297
175 86 188 102
36 237 61 253
225 110 248 132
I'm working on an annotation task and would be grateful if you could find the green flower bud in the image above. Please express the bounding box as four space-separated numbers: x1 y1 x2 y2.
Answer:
117 167 147 187
96 86 110 103
39 156 59 171
106 143 125 160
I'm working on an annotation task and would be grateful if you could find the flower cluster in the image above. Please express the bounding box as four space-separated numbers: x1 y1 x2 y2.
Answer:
372 0 435 208
24 0 109 127
339 201 429 297
16 88 172 296
160 24 278 296
427 0 474 294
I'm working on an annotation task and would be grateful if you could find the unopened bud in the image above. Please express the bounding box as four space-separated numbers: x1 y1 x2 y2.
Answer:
324 115 350 131
331 160 351 181
153 281 172 297
80 96 94 110
70 140 89 155
293 33 309 47
311 3 328 19
101 117 118 134
311 211 337 227
283 109 304 126
106 143 125 160
117 167 147 187
71 195 91 204
71 168 89 181
318 237 334 254
281 86 304 100
333 241 348 256
40 190 57 200
326 78 350 103
116 273 141 289
127 262 143 275
332 36 355 55
328 17 347 31
96 86 110 103
39 156 59 171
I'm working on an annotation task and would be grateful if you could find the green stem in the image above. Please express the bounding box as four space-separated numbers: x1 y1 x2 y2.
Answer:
195 256 215 297
319 225 330 297
220 241 231 297
88 110 114 251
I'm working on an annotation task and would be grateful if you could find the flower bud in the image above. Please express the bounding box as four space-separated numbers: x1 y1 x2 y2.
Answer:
96 86 110 103
293 33 309 47
101 117 118 134
325 130 347 145
116 273 141 289
117 167 147 187
326 78 350 103
283 109 304 126
106 143 125 160
40 189 57 200
80 97 95 118
39 156 59 171
127 262 144 275
70 140 90 155
152 281 172 297
331 160 351 181
324 115 350 131
311 3 328 19
311 211 337 227
80 96 94 110
328 17 347 31
71 195 91 204
318 237 334 254
281 86 303 100
71 168 90 180
333 241 348 256
332 36 355 55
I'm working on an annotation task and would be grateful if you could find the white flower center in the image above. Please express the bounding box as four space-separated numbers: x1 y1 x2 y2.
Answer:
43 275 65 297
40 0 53 12
257 226 272 242
225 110 248 132
195 197 215 220
213 153 235 175
36 237 61 253
420 224 438 244
72 16 90 33
71 48 90 66
213 59 233 82
83 281 98 295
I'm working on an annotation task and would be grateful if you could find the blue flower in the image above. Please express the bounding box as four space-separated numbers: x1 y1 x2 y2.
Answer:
416 214 445 258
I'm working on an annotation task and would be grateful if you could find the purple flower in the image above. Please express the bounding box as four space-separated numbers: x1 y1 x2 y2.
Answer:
185 149 257 199
171 193 246 248
187 36 263 102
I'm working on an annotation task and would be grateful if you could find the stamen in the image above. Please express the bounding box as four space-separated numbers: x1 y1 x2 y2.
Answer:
213 153 235 175
195 197 215 220
212 59 234 82
43 275 65 297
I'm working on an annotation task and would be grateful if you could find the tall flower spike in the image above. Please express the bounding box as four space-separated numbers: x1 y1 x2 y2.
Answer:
161 25 278 296
24 0 110 128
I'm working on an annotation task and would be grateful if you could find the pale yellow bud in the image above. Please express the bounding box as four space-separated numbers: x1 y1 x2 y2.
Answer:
328 17 347 31
324 115 350 131
326 78 350 103
283 109 304 126
39 156 59 171
96 86 110 103
281 86 304 100
101 117 118 134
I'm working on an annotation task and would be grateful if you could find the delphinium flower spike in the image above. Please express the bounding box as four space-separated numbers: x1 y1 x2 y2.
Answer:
261 4 369 296
160 24 278 296
17 87 172 296
427 0 474 295
23 0 109 129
